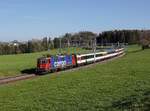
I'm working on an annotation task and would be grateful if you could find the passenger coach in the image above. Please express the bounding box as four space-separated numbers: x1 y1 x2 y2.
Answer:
37 48 124 74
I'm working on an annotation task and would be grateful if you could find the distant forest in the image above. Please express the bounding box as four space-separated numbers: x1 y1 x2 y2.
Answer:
0 30 150 55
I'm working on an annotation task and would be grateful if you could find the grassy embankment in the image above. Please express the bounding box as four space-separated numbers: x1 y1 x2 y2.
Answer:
0 45 150 111
0 47 88 77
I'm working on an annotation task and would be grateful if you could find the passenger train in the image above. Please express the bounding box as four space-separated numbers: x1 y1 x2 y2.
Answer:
36 48 124 74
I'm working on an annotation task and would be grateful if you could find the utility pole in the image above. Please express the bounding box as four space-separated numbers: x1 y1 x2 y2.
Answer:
94 36 96 62
117 41 119 48
67 39 70 54
59 37 62 54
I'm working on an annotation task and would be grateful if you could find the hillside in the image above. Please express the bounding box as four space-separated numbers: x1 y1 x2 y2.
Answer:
0 45 150 111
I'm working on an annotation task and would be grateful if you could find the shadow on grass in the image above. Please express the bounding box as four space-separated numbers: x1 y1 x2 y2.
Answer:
127 49 143 54
109 90 150 111
21 68 36 74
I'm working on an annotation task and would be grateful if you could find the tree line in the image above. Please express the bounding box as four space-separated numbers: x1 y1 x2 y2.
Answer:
97 30 140 45
0 30 150 55
0 37 54 55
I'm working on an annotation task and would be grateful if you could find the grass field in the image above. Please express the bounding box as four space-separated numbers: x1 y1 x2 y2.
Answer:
0 47 88 77
0 45 150 111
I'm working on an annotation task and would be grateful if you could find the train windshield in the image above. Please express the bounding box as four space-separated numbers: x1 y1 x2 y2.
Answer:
38 59 48 64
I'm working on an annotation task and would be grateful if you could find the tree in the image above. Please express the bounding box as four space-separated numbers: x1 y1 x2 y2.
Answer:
27 41 33 53
19 43 28 53
140 31 150 50
48 37 54 49
53 38 60 48
60 33 72 48
42 37 48 50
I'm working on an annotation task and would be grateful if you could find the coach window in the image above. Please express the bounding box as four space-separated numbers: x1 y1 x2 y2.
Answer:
96 54 103 57
87 55 94 59
81 56 86 60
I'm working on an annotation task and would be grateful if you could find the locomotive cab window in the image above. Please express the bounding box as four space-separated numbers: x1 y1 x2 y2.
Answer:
38 59 47 64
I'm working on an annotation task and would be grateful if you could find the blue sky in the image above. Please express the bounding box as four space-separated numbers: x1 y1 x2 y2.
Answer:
0 0 150 41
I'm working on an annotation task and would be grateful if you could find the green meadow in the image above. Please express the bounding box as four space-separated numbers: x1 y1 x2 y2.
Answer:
0 45 150 111
0 47 88 77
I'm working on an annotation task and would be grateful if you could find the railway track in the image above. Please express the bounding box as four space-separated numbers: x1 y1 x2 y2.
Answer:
0 74 36 85
0 53 125 85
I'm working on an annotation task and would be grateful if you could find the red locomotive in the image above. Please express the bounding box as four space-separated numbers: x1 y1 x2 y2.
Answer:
37 48 124 74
